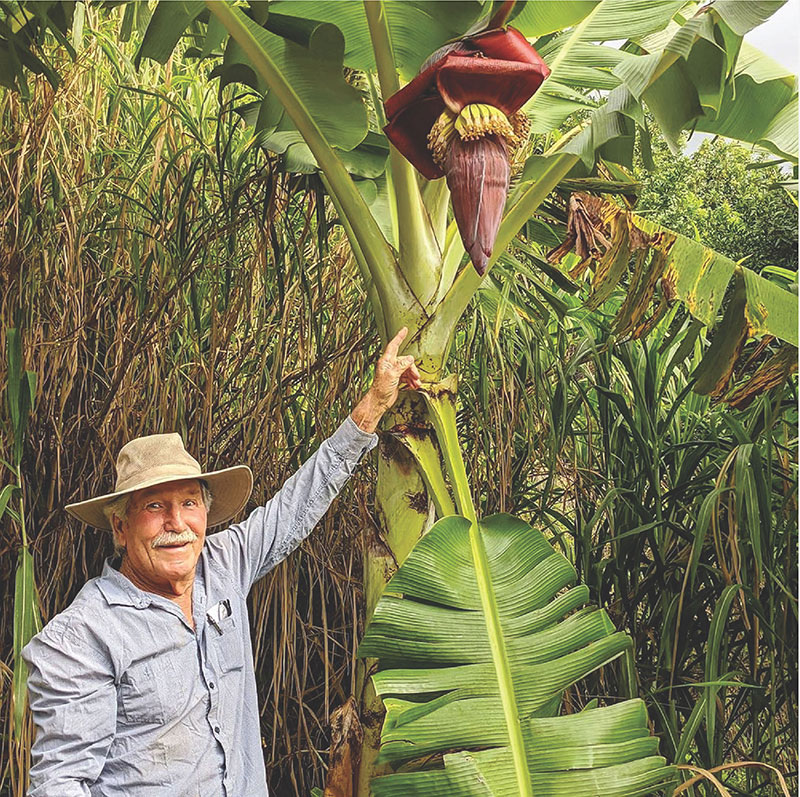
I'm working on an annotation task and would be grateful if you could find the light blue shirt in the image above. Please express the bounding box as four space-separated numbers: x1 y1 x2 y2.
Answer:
23 416 378 796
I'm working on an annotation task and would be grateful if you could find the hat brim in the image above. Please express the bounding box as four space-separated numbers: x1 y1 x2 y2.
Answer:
65 465 254 531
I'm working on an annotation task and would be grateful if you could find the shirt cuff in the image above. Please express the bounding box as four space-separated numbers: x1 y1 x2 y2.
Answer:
327 415 379 461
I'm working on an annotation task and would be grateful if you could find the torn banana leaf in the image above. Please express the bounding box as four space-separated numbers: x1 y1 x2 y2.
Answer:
547 193 797 396
724 344 798 410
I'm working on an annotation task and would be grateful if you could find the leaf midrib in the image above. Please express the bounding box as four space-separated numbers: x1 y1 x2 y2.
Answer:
467 518 533 797
425 388 532 796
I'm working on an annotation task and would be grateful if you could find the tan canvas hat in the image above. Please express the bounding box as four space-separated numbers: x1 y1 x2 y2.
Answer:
65 433 253 531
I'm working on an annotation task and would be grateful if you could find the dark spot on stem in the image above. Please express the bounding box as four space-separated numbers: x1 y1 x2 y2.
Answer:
406 491 429 514
379 433 418 475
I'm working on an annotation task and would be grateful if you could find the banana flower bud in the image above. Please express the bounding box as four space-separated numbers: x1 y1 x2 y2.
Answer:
383 27 550 275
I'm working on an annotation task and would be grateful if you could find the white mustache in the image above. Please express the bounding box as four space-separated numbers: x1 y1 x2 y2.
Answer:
151 530 198 549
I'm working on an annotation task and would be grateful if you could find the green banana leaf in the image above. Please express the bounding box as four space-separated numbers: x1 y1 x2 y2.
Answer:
521 0 686 134
694 41 797 161
358 512 676 795
134 0 204 67
0 1 75 95
611 2 796 160
272 0 484 80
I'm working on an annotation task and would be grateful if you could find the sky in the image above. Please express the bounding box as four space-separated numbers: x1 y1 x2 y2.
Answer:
745 0 799 73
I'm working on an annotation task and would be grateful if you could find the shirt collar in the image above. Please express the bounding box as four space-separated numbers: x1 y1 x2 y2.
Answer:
95 555 207 609
96 558 151 608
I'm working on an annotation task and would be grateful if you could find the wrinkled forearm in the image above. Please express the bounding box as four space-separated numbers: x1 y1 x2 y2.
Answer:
209 415 379 589
350 389 389 434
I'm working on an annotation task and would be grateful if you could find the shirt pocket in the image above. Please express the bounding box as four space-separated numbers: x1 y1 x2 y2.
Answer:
118 659 164 725
118 653 191 726
209 613 244 673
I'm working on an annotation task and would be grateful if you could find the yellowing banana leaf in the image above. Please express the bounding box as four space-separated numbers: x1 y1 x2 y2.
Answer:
724 344 798 409
546 193 798 397
358 513 676 795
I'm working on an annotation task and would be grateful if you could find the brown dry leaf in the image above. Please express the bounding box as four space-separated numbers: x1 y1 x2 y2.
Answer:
547 193 612 278
323 697 363 797
674 761 791 797
725 345 798 409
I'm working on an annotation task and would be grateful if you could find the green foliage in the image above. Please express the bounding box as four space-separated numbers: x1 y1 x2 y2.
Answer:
2 327 42 743
0 1 77 95
635 133 798 274
1 3 797 795
454 259 798 792
455 117 798 790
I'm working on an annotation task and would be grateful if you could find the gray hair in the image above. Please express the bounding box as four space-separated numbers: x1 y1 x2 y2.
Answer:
106 480 213 556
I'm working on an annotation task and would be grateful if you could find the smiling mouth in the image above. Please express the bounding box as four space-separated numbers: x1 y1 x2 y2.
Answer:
158 541 191 549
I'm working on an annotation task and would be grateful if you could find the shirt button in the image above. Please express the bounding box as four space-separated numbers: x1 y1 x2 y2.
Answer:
214 725 221 734
209 681 216 689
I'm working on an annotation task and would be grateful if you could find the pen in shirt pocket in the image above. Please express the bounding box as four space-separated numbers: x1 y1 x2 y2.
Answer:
206 598 232 634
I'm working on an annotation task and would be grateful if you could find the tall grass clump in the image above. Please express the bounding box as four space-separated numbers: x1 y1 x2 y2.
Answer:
0 17 380 795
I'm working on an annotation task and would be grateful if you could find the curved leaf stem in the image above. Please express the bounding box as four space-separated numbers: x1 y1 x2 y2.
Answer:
319 173 388 343
396 431 456 518
364 0 441 306
206 0 421 330
365 70 398 248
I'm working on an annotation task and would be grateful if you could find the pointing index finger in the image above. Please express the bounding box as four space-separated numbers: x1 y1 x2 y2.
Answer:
384 326 408 359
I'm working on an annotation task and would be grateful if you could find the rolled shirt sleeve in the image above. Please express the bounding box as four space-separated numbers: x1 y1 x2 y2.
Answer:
207 414 378 591
23 616 118 797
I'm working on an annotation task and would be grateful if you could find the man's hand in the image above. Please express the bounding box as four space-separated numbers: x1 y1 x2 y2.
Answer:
350 327 422 434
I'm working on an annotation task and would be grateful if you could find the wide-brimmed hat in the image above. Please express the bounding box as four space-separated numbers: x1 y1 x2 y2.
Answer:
65 433 253 531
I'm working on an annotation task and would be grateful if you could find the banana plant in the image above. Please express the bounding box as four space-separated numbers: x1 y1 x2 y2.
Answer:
357 376 676 794
185 3 795 789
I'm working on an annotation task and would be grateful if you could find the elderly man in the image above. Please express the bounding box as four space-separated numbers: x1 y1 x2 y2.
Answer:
22 328 421 797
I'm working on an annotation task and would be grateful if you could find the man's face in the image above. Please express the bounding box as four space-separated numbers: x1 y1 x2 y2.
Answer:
113 479 207 590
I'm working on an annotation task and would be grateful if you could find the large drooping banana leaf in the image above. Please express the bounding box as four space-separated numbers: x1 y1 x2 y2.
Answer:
550 193 798 402
693 41 798 161
543 192 798 397
358 512 676 795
